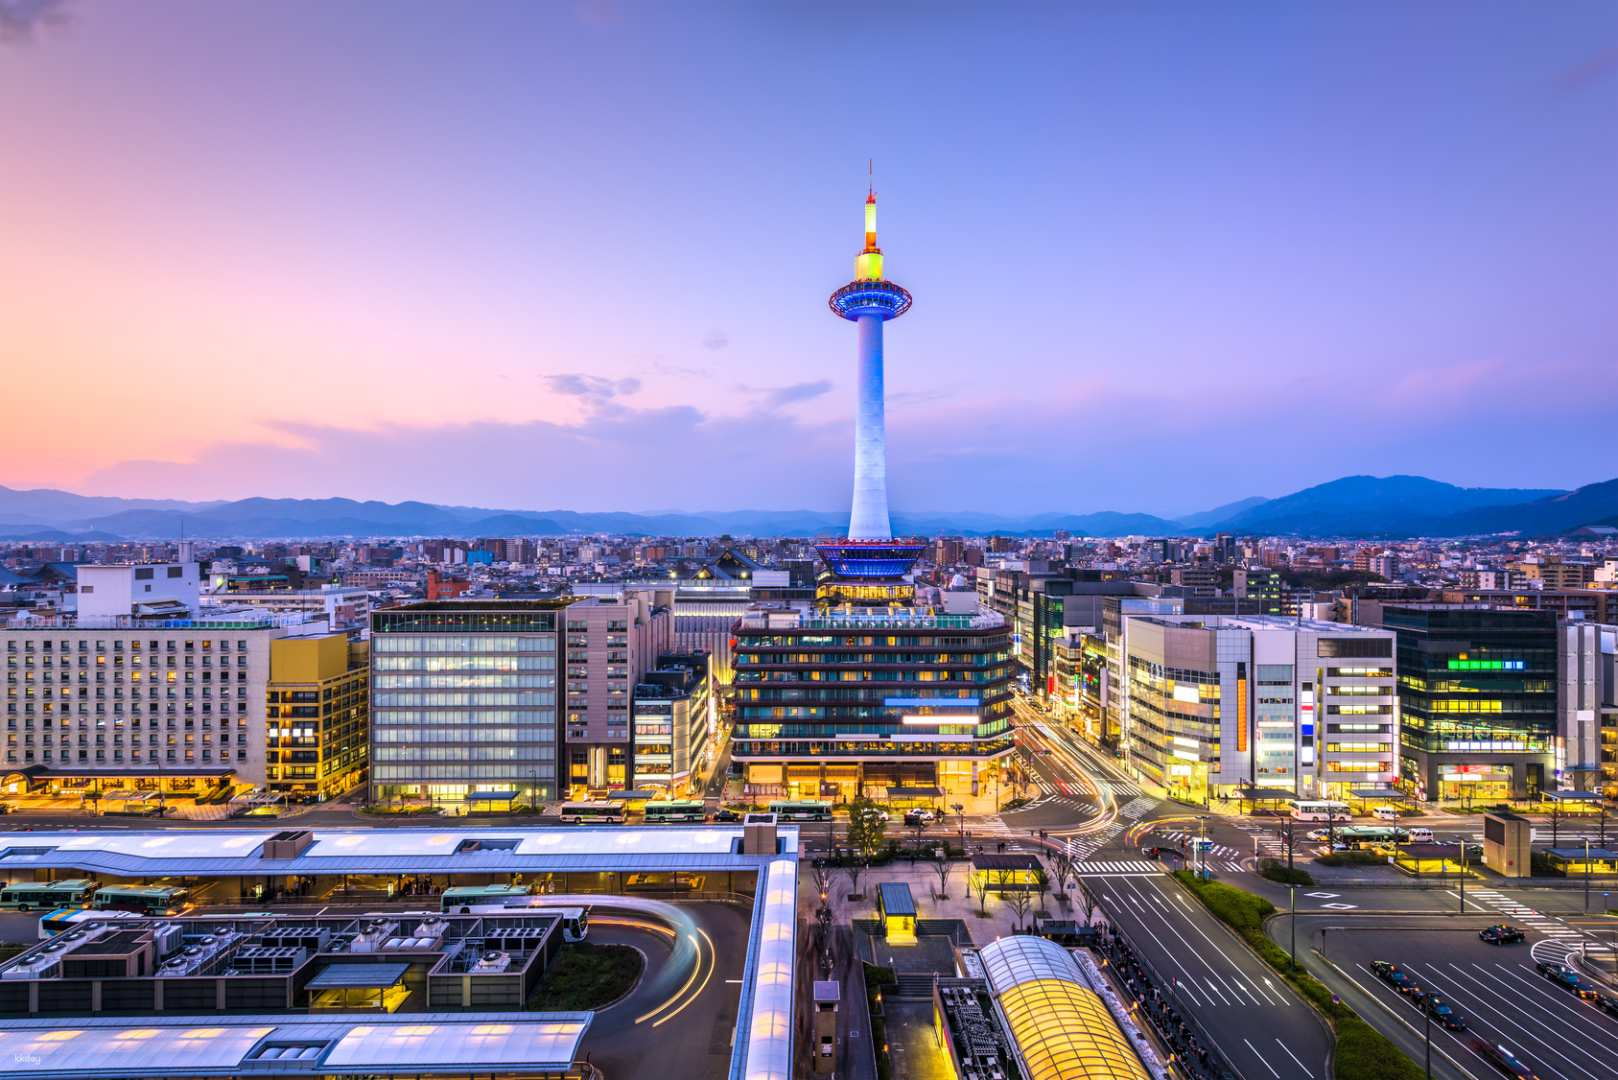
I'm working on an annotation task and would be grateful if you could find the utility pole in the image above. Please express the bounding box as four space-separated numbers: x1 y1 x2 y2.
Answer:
1289 884 1297 968
1585 837 1592 913
1458 837 1468 913
1424 994 1432 1079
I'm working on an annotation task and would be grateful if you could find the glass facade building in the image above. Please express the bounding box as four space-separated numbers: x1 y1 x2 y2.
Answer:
369 601 565 806
731 608 1015 801
1383 605 1558 802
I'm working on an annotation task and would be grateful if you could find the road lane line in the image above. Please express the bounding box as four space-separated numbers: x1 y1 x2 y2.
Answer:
1136 876 1284 1006
1486 964 1618 1050
1243 1037 1281 1078
1413 963 1603 1080
1345 964 1485 1080
1204 976 1232 1006
1274 1037 1314 1078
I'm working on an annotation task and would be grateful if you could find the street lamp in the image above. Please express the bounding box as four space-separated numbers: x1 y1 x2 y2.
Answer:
1585 837 1592 914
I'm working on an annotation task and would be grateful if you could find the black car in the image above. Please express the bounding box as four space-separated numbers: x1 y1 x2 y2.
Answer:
1479 1043 1540 1080
1424 996 1466 1031
1371 960 1418 994
1479 924 1524 945
712 809 741 823
1594 994 1618 1018
1536 960 1599 999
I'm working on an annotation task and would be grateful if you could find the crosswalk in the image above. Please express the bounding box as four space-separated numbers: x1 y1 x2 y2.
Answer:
1013 794 1099 815
1117 795 1158 820
1105 778 1148 799
1150 828 1244 861
1466 888 1613 964
1076 860 1161 876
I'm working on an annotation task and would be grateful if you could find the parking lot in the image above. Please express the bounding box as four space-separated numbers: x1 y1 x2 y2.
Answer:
1323 920 1618 1080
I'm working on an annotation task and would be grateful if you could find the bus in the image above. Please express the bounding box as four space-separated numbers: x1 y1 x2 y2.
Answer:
0 879 98 912
438 898 589 943
1333 825 1407 847
38 908 140 940
559 800 627 824
92 885 190 916
441 883 532 912
768 800 832 822
1291 800 1350 823
643 800 706 824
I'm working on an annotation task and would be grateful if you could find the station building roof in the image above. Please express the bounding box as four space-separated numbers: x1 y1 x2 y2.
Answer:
0 825 797 878
978 936 1148 1080
0 1013 591 1079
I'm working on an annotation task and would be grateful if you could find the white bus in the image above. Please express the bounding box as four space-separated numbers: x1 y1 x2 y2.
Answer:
559 800 627 824
1291 800 1351 822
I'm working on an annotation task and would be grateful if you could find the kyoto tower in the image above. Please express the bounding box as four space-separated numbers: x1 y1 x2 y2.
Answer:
818 181 924 596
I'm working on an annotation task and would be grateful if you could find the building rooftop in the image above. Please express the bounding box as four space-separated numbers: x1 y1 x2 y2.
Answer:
0 1013 591 1079
0 825 798 877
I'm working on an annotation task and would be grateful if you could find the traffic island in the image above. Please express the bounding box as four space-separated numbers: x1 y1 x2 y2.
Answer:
1170 870 1425 1080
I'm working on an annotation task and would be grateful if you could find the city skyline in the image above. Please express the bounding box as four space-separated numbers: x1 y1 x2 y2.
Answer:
3 2 1616 515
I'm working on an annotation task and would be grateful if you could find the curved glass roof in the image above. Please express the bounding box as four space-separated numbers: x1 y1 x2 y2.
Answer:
978 937 1148 1080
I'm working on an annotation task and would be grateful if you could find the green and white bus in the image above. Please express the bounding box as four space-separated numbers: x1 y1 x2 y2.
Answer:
643 800 706 824
558 800 627 824
1333 825 1407 847
768 800 832 822
440 883 532 912
92 884 190 915
0 878 98 912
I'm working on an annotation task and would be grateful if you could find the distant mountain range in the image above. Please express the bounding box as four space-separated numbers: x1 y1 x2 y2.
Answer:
1 474 1615 541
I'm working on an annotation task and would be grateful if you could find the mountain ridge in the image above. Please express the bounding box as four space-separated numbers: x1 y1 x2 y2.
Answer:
0 476 1611 540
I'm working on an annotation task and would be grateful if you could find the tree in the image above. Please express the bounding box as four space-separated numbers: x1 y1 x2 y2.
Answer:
839 857 867 901
932 850 953 899
1034 867 1051 917
952 802 966 845
908 817 927 861
810 860 832 910
1005 886 1033 932
847 796 888 863
1049 849 1076 900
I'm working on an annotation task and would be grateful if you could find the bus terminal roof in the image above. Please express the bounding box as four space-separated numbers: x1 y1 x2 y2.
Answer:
0 825 798 879
0 1012 591 1079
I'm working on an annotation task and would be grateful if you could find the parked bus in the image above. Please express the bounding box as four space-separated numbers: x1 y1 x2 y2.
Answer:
92 885 190 916
558 800 627 824
440 883 532 912
38 908 139 940
768 800 832 822
1291 800 1351 823
0 879 98 912
441 897 589 943
643 800 706 824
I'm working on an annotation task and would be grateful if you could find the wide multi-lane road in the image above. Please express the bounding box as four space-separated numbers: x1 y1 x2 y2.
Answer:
1089 870 1333 1079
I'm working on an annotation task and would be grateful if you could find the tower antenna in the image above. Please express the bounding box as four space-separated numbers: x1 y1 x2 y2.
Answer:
867 158 873 197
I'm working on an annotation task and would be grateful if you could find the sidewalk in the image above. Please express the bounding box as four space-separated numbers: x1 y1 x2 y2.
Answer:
825 855 1055 947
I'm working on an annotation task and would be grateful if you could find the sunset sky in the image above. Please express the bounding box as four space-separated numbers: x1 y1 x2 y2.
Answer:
2 1 1615 515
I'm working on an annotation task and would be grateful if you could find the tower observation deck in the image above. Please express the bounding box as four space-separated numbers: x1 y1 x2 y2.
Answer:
818 185 924 592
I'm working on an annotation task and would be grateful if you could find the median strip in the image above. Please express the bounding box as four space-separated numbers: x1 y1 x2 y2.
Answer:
1170 870 1425 1080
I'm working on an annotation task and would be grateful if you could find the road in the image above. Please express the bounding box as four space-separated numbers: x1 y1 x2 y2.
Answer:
1311 914 1618 1080
1089 871 1332 1080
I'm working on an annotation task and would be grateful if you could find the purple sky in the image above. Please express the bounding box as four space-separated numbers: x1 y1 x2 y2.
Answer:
2 1 1615 516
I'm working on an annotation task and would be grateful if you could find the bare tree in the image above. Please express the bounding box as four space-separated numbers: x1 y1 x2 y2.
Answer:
1005 886 1033 933
932 851 953 899
839 858 867 901
810 860 832 909
1049 849 1076 900
1034 867 1051 917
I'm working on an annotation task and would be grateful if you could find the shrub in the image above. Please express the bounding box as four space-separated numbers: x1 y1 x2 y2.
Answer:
1315 850 1385 867
863 963 898 1080
1172 871 1425 1080
1258 859 1316 886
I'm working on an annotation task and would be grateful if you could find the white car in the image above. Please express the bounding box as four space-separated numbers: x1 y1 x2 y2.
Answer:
1306 828 1331 841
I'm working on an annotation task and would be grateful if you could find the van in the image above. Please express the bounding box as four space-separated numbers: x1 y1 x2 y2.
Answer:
1372 806 1400 822
1406 827 1434 843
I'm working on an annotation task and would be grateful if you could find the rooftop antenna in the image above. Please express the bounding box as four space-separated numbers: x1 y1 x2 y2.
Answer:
867 158 874 198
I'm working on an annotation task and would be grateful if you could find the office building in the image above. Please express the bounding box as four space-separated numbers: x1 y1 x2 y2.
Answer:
632 652 711 793
731 602 1015 802
265 634 369 800
561 592 672 793
2 564 327 798
369 600 565 807
1118 615 1397 803
1379 605 1558 802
